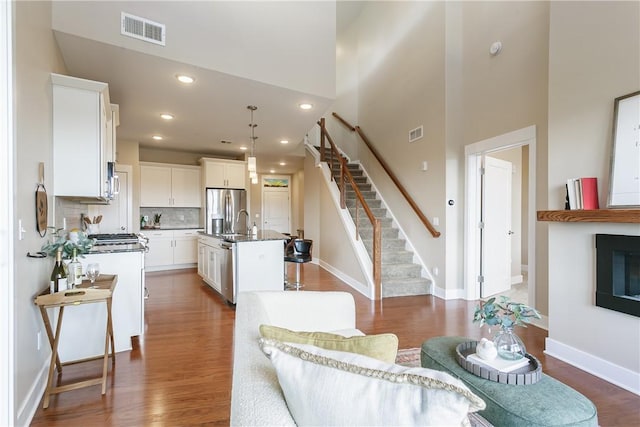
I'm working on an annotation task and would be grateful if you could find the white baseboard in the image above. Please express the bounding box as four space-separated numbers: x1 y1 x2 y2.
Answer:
511 274 524 285
317 260 372 299
545 338 640 396
146 263 196 272
433 285 466 300
17 358 49 426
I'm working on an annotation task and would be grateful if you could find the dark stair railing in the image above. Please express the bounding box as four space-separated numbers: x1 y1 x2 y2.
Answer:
332 112 441 238
318 118 382 300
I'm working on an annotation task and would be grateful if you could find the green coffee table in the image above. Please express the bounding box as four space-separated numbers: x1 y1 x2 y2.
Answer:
421 336 598 427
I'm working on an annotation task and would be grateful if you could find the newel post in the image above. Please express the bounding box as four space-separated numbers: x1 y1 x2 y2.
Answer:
320 118 326 162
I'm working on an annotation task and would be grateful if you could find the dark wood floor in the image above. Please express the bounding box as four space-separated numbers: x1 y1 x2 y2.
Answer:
31 265 640 426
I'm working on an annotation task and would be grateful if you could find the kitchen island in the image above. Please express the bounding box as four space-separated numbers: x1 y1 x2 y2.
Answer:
53 244 145 362
198 230 285 303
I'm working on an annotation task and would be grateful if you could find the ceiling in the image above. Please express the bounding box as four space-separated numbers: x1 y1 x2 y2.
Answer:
51 1 340 175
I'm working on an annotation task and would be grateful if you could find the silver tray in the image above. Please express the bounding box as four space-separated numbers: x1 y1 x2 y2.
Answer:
455 341 542 385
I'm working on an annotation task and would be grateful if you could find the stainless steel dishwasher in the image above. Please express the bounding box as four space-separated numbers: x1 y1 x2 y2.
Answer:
220 241 235 303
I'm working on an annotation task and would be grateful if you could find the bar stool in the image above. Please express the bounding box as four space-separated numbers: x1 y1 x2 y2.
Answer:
285 239 312 290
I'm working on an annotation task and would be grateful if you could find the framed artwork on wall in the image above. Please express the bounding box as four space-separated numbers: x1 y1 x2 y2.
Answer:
608 90 640 208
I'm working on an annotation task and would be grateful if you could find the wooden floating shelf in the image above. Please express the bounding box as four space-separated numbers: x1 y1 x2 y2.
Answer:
537 209 640 224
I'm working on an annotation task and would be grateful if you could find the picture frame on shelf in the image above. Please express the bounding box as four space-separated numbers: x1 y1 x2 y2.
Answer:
607 90 640 208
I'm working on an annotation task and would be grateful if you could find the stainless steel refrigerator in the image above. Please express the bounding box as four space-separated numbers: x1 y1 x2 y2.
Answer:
205 188 248 235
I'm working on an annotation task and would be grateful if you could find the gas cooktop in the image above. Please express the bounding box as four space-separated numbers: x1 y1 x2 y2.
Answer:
89 233 142 245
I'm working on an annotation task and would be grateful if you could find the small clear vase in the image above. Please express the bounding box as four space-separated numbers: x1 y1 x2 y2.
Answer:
493 326 527 360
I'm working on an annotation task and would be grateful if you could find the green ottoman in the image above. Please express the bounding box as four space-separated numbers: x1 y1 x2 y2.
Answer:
421 337 598 427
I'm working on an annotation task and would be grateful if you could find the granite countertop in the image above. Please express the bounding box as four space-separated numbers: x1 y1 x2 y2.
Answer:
88 243 147 254
199 230 286 243
141 226 203 231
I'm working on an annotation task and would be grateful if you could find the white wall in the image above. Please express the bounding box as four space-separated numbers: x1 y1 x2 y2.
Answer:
13 1 68 424
547 1 640 391
333 1 549 304
335 1 448 290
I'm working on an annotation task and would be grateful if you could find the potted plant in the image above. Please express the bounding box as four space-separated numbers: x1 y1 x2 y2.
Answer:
473 296 541 360
41 227 96 260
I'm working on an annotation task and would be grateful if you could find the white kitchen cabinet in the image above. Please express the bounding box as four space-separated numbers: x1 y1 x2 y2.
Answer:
140 163 201 207
144 230 174 267
56 249 145 362
52 73 118 200
173 229 200 264
200 158 246 189
198 235 227 292
145 229 202 271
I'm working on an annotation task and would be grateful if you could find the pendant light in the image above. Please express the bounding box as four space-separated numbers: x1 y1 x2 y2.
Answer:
247 105 257 175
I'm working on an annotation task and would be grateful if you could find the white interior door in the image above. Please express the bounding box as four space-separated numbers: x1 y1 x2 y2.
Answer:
481 156 513 297
89 165 132 233
262 176 291 233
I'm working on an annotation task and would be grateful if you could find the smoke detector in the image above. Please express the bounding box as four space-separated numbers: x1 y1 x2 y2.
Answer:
121 12 166 46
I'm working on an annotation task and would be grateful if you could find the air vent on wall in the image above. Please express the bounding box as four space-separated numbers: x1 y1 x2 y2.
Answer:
121 12 166 46
409 125 424 143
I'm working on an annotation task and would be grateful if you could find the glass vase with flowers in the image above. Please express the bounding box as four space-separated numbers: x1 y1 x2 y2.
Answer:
473 296 541 360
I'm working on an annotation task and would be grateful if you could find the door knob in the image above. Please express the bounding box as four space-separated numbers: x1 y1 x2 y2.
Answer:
508 230 515 235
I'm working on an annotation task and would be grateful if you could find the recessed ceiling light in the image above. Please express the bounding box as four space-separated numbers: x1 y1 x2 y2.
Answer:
279 162 286 166
176 74 195 84
299 103 313 110
239 146 248 151
280 140 289 144
160 113 174 120
269 169 276 174
152 135 163 140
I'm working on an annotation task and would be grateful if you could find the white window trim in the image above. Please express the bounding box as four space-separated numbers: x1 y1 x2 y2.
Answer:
1 0 15 425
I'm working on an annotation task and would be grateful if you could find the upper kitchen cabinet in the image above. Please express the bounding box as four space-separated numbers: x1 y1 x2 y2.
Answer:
140 163 201 207
51 73 118 201
200 158 246 189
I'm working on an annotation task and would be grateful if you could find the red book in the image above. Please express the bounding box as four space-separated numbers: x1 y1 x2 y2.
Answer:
580 177 599 210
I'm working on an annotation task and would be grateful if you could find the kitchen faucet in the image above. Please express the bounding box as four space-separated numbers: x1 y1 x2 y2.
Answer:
236 209 250 234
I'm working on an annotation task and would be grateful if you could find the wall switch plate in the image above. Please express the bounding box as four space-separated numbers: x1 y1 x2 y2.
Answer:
18 219 26 240
433 217 439 226
433 267 439 276
422 161 428 171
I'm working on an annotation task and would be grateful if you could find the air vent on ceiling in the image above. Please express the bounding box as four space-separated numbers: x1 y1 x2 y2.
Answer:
121 12 166 46
409 125 424 143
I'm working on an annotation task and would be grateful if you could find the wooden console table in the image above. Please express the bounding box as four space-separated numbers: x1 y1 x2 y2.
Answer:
34 274 117 409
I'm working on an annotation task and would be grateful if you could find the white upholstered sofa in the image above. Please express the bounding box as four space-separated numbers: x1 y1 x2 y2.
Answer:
230 290 360 426
230 290 487 426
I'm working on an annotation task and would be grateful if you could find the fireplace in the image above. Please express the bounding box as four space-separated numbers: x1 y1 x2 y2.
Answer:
595 234 640 317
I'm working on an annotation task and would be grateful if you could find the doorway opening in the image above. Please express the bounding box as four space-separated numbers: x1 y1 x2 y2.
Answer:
261 175 291 234
464 126 536 308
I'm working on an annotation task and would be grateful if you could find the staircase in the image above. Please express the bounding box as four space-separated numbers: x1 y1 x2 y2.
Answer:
319 147 431 297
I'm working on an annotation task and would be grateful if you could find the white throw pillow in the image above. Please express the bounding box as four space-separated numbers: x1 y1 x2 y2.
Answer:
260 339 485 427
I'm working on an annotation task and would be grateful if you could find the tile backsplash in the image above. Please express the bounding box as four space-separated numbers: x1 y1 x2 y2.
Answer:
55 197 202 235
140 207 201 228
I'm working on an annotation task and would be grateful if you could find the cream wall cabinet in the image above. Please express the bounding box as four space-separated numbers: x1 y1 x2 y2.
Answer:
200 158 246 189
52 73 118 199
145 229 202 271
140 163 201 207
